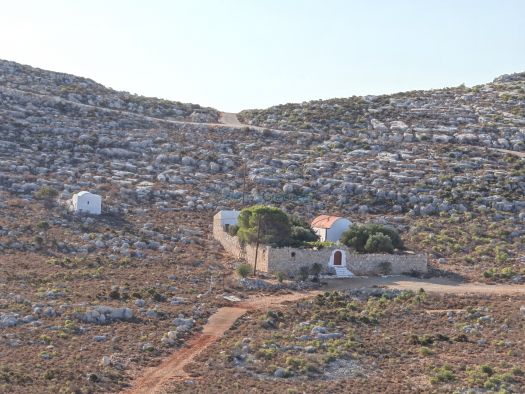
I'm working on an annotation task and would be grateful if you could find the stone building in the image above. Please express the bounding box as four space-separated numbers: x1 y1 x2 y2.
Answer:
212 210 427 278
214 209 240 232
311 215 352 242
71 191 102 215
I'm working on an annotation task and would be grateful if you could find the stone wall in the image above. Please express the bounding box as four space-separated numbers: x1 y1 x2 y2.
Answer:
212 217 244 259
347 253 428 275
266 246 427 276
267 246 338 275
213 219 269 271
212 219 427 276
246 244 269 273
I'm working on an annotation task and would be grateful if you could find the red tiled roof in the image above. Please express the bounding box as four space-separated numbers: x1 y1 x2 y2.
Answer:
311 215 342 229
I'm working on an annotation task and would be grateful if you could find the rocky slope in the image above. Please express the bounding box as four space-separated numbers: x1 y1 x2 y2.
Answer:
0 59 524 393
0 60 523 250
239 73 525 152
0 59 219 123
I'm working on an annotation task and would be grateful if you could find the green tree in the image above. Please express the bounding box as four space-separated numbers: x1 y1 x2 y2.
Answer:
340 225 370 252
237 205 292 247
290 226 318 244
364 233 394 253
289 215 318 245
341 224 403 253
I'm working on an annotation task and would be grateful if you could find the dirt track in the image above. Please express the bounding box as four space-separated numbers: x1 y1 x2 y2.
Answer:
325 275 525 295
125 292 316 394
219 112 242 126
124 276 525 393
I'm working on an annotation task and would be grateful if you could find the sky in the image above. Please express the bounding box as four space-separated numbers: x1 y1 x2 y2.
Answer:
1 0 524 112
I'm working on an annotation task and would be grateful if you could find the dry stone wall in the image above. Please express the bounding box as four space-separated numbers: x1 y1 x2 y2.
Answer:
212 218 244 259
267 246 337 274
213 221 427 276
346 253 427 275
267 246 427 275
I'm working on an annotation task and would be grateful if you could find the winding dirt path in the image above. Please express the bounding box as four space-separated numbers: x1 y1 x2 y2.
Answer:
5 86 524 159
127 307 247 394
125 292 317 394
219 112 242 126
124 277 525 393
1 86 311 138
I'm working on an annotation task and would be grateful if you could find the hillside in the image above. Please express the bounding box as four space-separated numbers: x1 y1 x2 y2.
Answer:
239 73 525 152
0 60 524 393
0 59 219 123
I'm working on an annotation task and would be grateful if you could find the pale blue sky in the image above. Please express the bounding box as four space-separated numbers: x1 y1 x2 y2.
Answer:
1 0 524 112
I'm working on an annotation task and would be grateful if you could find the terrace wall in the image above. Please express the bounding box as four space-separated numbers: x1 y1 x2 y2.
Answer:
212 220 427 276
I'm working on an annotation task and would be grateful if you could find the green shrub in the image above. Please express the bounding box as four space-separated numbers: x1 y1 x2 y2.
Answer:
483 267 517 280
285 356 306 369
419 347 434 356
36 221 50 231
310 263 323 281
341 224 403 253
480 365 494 376
304 241 336 249
227 224 239 236
257 348 277 360
430 365 455 384
365 233 394 253
340 225 369 252
290 226 318 245
298 266 310 281
276 272 286 283
236 263 252 278
35 186 58 201
377 261 392 275
495 247 509 263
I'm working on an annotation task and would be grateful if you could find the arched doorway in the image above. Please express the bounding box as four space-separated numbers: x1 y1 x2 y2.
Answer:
333 250 342 266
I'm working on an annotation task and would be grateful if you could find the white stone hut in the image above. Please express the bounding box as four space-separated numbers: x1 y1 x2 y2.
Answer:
214 210 240 232
71 191 102 215
311 215 352 242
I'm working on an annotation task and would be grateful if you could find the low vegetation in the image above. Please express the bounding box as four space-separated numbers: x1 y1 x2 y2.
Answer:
167 291 525 393
341 224 404 253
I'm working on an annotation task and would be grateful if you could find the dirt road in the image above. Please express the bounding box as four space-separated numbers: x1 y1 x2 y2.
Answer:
6 86 523 160
325 275 525 295
1 86 312 138
124 277 525 393
125 292 317 394
219 112 242 126
125 277 525 393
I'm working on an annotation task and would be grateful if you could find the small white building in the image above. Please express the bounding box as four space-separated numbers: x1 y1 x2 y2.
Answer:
311 215 352 242
71 191 102 215
213 210 240 231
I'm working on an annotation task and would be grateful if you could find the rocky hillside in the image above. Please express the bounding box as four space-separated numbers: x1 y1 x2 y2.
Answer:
239 73 525 152
0 59 219 122
0 60 523 271
0 60 524 393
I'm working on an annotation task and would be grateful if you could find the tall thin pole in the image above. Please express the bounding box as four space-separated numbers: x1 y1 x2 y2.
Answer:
241 162 247 206
253 214 262 276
